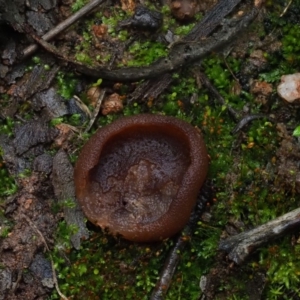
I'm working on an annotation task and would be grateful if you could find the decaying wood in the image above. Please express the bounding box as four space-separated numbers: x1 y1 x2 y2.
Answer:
22 0 106 59
52 150 89 250
129 73 173 102
181 0 242 42
18 64 60 100
219 207 300 264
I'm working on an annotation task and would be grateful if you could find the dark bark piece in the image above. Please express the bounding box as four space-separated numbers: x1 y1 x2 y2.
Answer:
52 149 89 250
1 171 57 299
0 134 30 174
67 97 90 124
1 40 17 65
4 63 27 84
16 64 60 100
13 120 58 155
26 11 55 35
129 73 173 102
32 87 68 120
29 253 54 288
0 135 16 168
33 153 53 174
0 0 25 32
219 207 300 264
0 269 12 300
183 0 242 42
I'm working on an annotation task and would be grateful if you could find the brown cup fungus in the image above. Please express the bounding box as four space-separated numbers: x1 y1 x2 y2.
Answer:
74 114 208 242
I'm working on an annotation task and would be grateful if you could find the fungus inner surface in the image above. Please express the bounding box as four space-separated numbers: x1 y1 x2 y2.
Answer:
87 126 191 226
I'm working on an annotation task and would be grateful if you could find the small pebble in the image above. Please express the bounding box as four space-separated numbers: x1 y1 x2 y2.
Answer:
277 73 300 103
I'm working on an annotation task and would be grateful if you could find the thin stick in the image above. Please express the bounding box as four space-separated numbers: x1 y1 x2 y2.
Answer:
22 0 106 59
223 57 239 82
150 180 212 299
21 213 69 300
84 88 106 133
280 0 293 17
150 230 192 300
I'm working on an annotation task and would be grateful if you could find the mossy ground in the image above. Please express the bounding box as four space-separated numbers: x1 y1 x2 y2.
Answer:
47 1 300 299
1 0 300 299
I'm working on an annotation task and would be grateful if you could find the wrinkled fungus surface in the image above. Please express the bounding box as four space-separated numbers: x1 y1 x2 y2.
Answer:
74 114 208 241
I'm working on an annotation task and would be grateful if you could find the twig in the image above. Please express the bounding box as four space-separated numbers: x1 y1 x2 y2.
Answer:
11 270 22 292
151 181 212 299
280 0 293 17
150 231 191 300
84 89 106 132
22 0 106 59
219 207 300 264
21 213 69 300
231 114 275 134
223 57 239 82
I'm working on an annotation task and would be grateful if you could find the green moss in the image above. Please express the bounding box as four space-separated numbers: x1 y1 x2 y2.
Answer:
0 117 14 137
260 238 300 298
71 0 89 12
56 72 78 100
125 41 168 67
174 23 195 36
50 227 172 300
203 57 233 90
0 160 17 198
259 1 300 83
282 24 300 64
18 168 31 179
293 125 300 137
75 53 93 65
32 56 41 64
101 11 129 38
50 114 84 127
123 102 142 116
